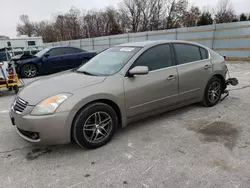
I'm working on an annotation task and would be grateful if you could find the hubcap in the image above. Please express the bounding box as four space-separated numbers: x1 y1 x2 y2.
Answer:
208 81 221 103
24 65 36 77
83 112 112 144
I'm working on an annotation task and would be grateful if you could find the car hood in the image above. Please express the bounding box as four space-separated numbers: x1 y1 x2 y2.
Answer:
18 71 106 105
17 57 39 63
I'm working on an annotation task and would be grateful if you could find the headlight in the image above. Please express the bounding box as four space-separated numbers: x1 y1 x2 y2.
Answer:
31 93 72 116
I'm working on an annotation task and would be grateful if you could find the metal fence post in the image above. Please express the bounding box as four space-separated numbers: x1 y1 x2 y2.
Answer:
146 33 149 40
69 41 71 46
128 34 130 42
109 37 111 47
212 22 217 50
92 39 95 51
175 28 178 40
80 40 82 48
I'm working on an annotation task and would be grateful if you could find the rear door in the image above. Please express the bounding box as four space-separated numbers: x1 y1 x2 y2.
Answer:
124 44 179 118
173 43 212 102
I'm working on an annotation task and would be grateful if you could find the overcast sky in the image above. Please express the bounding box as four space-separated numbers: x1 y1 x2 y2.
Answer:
1 0 249 37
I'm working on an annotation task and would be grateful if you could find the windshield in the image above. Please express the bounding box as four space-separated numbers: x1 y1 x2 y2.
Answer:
34 48 50 57
77 46 141 76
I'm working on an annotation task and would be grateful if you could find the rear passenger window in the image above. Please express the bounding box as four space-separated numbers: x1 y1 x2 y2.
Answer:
174 44 201 65
200 47 209 59
133 44 173 71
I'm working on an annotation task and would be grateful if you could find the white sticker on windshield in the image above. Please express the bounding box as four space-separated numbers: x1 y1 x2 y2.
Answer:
120 48 135 52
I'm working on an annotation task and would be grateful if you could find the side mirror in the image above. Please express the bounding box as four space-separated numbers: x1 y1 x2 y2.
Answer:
44 53 50 58
129 66 149 77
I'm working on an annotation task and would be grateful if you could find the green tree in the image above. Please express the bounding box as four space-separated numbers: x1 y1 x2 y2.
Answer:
240 13 247 21
197 12 213 26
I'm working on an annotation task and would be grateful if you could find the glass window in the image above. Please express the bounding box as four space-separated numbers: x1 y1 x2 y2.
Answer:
132 44 173 71
0 52 10 61
28 41 36 46
49 48 65 56
34 48 50 57
64 47 83 54
77 47 141 76
174 44 202 65
200 47 209 59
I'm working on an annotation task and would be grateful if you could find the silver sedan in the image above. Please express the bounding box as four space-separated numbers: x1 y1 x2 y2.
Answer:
10 40 230 149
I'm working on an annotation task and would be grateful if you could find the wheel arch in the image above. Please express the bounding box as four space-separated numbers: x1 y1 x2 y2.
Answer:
212 74 226 92
20 63 39 77
70 99 123 141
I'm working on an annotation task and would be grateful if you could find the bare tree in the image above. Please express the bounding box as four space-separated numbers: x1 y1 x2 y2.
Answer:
215 0 236 23
164 0 188 29
16 15 35 37
182 6 201 27
120 0 143 32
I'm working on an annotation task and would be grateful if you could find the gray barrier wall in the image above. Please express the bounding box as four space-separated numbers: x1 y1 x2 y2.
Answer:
45 21 250 61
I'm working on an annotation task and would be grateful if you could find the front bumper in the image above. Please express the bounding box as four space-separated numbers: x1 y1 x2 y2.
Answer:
10 108 72 145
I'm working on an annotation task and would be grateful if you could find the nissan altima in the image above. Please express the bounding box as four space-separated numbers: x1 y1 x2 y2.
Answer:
10 40 230 149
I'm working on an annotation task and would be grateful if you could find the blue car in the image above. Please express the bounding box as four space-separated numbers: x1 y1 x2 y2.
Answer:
13 46 97 78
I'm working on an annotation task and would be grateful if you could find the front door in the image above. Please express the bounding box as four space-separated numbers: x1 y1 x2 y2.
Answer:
124 44 179 118
43 48 71 73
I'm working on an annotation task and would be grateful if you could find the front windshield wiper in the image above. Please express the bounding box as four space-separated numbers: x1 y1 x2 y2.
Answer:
75 70 97 76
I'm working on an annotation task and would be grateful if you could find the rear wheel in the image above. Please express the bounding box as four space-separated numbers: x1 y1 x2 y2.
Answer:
13 85 19 94
202 77 222 107
73 102 118 149
21 64 37 78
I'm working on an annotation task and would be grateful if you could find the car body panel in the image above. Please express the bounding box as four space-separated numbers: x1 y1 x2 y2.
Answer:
124 67 179 118
176 59 213 102
10 40 228 145
18 71 106 105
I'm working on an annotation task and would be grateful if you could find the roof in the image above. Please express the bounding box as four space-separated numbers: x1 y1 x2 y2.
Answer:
117 40 207 48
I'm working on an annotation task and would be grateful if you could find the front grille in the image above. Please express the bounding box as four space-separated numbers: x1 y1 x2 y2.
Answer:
13 97 28 114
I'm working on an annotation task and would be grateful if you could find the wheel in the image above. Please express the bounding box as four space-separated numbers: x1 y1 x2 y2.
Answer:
13 85 19 94
21 64 37 78
202 77 222 107
73 102 118 149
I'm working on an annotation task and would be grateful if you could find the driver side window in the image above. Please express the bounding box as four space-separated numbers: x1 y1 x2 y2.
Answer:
132 44 173 71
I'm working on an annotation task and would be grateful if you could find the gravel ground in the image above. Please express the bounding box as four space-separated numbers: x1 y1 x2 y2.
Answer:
0 62 250 188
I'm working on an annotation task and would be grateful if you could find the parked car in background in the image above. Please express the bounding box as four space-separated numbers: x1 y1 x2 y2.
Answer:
10 40 229 149
13 46 97 78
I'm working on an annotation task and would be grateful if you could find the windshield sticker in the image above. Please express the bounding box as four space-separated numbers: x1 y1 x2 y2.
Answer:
120 48 135 52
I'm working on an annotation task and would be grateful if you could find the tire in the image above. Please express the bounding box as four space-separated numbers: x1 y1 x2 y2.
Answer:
73 102 118 149
21 64 37 78
13 85 19 94
202 77 222 107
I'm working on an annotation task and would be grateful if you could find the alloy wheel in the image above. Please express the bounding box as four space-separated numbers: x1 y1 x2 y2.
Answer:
23 65 37 78
208 81 221 103
83 112 113 144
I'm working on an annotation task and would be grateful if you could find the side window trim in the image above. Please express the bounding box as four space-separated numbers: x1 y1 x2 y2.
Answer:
125 43 174 76
172 43 209 65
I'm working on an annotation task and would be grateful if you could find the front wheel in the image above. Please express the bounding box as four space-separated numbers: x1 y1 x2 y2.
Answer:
21 64 37 78
73 102 118 149
202 77 222 107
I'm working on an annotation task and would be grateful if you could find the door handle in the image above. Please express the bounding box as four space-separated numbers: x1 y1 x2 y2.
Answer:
204 65 212 69
167 75 176 80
